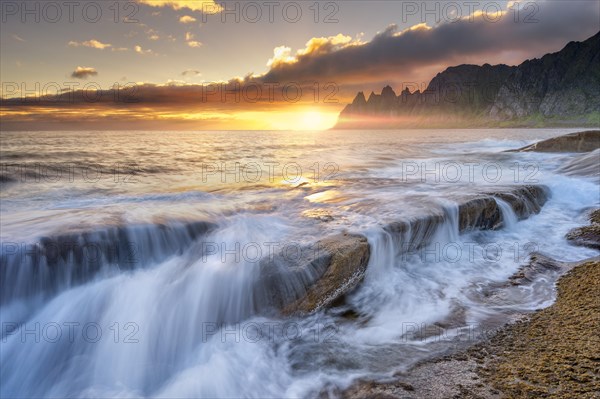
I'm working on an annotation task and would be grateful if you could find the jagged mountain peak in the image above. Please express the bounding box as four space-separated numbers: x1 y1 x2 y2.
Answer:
352 92 367 105
381 85 397 99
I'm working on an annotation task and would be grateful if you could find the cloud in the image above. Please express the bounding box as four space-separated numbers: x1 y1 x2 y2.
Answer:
1 81 326 109
135 45 154 55
267 34 359 68
266 46 294 68
258 0 600 85
71 66 98 79
68 39 112 50
11 34 26 42
145 28 160 41
185 32 202 47
179 15 197 24
136 0 223 13
182 69 201 76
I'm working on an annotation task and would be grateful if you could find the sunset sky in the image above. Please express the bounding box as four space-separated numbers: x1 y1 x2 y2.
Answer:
1 0 599 130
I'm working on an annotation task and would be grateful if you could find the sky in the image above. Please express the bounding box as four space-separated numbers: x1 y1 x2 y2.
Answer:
1 0 599 130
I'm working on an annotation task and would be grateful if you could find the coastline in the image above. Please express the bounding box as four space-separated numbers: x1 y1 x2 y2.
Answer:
343 230 600 398
340 133 600 399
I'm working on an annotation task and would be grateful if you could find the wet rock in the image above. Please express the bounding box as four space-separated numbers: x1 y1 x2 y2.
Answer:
384 213 445 250
286 185 548 315
566 225 600 250
384 185 549 250
0 174 17 184
433 301 468 330
566 208 600 250
460 185 549 232
302 209 335 223
485 185 549 219
515 130 600 153
558 149 600 181
280 234 370 315
458 197 502 232
591 209 600 224
0 220 217 305
508 253 564 286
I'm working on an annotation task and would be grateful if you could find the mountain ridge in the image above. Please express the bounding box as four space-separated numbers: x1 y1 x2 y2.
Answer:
335 31 600 129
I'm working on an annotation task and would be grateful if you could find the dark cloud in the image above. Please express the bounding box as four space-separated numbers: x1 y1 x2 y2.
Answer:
181 69 201 76
71 66 98 79
0 81 327 110
260 0 599 85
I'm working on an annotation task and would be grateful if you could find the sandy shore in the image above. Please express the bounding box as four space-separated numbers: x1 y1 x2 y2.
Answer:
343 209 600 398
476 258 600 398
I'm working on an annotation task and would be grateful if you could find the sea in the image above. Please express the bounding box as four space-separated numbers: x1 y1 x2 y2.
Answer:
0 129 598 398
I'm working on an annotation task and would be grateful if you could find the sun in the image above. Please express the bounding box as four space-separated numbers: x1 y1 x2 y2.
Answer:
298 111 335 130
266 109 339 130
298 111 323 130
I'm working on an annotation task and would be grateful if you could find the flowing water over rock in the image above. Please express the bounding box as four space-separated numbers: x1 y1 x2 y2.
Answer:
0 129 598 398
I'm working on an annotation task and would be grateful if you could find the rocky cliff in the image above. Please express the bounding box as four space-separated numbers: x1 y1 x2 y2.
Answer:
490 31 600 121
336 31 600 129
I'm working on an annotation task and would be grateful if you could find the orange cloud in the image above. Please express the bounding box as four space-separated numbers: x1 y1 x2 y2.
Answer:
71 66 98 79
267 46 295 68
68 39 112 50
297 34 357 57
134 45 154 55
267 34 359 68
137 0 223 13
179 15 197 24
185 32 202 47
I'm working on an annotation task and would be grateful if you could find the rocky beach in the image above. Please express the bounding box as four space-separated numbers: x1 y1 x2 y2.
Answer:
343 254 600 399
340 131 600 399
